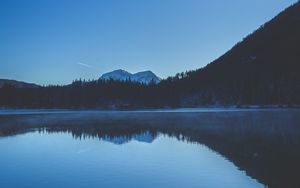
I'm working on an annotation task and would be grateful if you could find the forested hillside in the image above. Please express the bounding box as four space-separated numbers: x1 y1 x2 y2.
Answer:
1 2 300 108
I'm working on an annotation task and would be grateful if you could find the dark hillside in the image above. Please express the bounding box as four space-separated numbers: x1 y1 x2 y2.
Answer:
1 2 300 108
176 2 300 105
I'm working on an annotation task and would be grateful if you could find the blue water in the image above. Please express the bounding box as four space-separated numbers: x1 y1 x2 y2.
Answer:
1 109 299 187
0 132 262 188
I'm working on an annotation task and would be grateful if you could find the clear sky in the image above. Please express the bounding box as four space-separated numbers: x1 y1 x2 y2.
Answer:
0 0 297 85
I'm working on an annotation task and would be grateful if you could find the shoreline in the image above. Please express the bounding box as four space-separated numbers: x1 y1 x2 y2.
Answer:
0 106 299 115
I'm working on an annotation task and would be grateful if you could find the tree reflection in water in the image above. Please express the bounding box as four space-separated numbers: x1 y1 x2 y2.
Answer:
0 109 300 188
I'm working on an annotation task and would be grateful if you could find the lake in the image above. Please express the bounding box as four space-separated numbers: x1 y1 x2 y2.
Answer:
0 109 299 188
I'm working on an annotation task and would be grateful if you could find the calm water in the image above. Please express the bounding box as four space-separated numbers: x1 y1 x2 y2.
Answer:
0 109 300 188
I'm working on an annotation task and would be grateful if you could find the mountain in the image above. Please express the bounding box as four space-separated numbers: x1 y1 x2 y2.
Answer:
1 2 300 108
131 71 161 84
100 69 132 82
0 79 39 88
100 69 161 84
171 2 300 105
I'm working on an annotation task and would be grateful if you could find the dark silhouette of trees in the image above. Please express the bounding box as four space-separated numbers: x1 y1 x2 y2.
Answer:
1 2 300 108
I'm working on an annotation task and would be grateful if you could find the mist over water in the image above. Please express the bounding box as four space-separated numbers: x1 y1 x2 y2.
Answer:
0 109 299 187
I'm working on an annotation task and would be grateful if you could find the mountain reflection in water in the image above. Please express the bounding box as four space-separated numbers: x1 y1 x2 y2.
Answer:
0 109 299 188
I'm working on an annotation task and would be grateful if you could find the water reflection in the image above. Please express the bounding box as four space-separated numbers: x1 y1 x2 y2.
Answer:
0 109 300 188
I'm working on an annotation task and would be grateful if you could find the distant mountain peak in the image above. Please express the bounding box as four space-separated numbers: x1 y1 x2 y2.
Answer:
100 69 161 84
0 79 39 88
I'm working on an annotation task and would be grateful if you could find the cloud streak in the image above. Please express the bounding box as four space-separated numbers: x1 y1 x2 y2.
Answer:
77 62 92 68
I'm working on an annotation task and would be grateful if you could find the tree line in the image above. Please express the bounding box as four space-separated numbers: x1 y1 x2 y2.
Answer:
1 69 300 109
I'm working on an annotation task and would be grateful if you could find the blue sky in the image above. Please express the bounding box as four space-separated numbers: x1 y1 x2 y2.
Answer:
0 0 297 85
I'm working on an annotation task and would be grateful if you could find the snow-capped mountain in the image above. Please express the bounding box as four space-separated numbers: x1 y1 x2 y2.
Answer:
100 69 161 84
100 69 132 82
130 71 161 84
